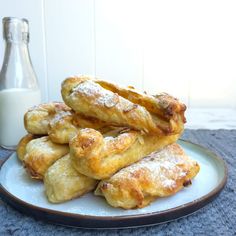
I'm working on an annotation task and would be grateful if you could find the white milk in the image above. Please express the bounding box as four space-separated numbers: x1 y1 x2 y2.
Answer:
0 88 41 149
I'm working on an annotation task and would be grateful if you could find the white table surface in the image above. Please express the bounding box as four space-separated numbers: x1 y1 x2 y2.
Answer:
185 108 236 129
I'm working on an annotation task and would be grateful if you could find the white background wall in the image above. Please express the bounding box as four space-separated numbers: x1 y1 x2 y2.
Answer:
0 0 236 113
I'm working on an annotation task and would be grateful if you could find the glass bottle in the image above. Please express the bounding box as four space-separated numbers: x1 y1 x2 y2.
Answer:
0 17 41 150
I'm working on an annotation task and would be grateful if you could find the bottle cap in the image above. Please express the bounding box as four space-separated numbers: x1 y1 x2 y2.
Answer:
2 17 29 43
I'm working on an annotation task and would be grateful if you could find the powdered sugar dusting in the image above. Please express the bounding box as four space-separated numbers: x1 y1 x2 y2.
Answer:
72 81 100 98
72 81 117 107
49 111 72 126
71 80 139 111
26 109 47 119
110 144 197 190
26 137 69 157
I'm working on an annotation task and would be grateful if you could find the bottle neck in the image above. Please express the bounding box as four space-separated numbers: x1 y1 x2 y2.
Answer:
0 40 38 90
3 41 32 69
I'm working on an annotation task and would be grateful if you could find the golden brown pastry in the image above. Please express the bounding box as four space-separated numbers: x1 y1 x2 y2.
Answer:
23 136 69 180
70 127 180 179
95 143 200 209
44 154 98 203
17 134 37 161
24 102 71 135
48 111 78 144
48 112 106 144
61 76 186 135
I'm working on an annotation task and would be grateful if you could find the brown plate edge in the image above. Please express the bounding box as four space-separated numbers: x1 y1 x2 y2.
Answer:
0 140 228 229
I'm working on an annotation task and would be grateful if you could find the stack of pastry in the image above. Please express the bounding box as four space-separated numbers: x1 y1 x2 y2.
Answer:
17 76 200 209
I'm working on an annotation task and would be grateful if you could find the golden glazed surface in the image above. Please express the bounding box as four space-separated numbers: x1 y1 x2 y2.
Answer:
95 143 200 209
61 76 186 135
22 136 69 180
44 154 98 203
24 101 107 144
24 102 71 135
70 127 181 179
48 111 78 144
48 112 107 144
15 75 200 209
17 134 37 161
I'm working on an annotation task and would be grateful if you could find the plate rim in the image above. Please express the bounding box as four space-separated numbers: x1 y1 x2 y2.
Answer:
0 140 228 228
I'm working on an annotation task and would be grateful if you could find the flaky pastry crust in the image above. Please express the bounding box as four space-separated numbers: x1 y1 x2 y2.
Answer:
23 136 69 180
17 134 37 161
61 76 186 135
95 143 200 209
48 112 107 144
24 101 107 144
70 128 180 179
24 102 71 135
44 154 98 203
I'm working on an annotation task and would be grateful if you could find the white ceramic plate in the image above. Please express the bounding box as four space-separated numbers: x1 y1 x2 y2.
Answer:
0 140 227 228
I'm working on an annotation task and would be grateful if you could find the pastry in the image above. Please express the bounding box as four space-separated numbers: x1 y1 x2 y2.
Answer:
44 154 98 203
17 134 37 161
48 111 78 144
16 75 201 210
24 101 107 144
61 76 186 135
95 143 200 209
22 136 69 179
70 127 181 179
48 112 107 144
24 102 71 135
